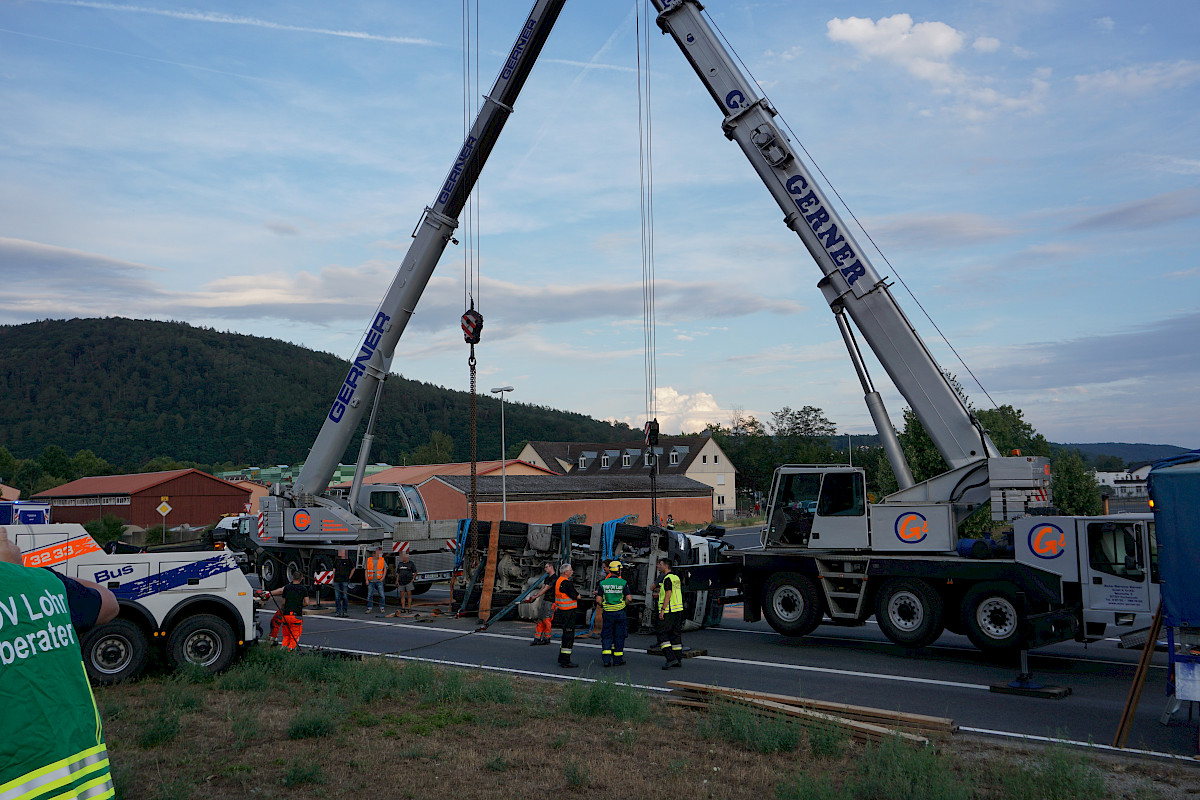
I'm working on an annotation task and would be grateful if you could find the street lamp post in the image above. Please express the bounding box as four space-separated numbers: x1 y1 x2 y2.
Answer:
490 386 515 519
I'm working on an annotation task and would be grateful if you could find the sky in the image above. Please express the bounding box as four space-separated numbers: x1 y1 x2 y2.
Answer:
1 0 1197 448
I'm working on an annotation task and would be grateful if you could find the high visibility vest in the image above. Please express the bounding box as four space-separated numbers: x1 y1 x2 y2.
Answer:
658 572 683 613
366 557 387 582
0 563 114 800
597 576 628 611
553 575 577 611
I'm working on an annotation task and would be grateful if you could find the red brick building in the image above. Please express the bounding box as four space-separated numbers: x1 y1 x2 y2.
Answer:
417 474 714 527
35 469 250 528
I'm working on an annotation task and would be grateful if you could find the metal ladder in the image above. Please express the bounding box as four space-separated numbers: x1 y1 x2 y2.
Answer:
814 556 871 620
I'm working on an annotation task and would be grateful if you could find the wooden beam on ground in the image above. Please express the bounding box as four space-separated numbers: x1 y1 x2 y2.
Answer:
666 680 956 734
741 697 929 746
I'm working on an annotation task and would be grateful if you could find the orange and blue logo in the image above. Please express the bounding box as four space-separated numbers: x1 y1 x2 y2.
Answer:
894 512 929 544
1028 523 1065 559
293 510 311 531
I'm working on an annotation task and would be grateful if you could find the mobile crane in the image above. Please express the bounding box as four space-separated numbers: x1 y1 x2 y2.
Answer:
252 0 1165 652
648 0 1161 654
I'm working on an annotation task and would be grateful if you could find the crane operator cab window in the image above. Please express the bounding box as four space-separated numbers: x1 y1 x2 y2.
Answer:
817 472 866 518
1087 521 1144 582
369 490 409 519
766 472 820 546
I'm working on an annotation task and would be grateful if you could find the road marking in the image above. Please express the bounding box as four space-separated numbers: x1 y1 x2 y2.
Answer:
694 654 991 691
266 610 990 690
960 727 1197 764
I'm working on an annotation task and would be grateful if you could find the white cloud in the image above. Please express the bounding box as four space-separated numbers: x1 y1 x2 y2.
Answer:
826 14 1047 117
1075 61 1200 94
827 14 963 86
622 387 729 434
1093 17 1115 32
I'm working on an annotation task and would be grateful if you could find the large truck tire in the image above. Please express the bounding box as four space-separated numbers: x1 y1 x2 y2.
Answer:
258 555 284 590
168 614 236 673
761 572 822 637
82 618 150 684
961 581 1022 653
411 582 433 596
284 551 305 584
874 578 945 649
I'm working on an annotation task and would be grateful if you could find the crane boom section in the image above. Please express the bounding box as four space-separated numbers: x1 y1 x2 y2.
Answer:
651 0 998 470
292 0 568 497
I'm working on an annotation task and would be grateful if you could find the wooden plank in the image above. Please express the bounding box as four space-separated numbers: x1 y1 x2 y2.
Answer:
742 698 929 746
666 680 956 733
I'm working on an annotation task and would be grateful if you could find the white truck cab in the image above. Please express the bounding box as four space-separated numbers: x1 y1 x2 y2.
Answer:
6 523 258 682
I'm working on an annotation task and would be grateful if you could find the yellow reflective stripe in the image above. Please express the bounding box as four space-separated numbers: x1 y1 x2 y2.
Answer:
600 603 625 611
0 745 108 800
43 768 113 800
13 758 107 800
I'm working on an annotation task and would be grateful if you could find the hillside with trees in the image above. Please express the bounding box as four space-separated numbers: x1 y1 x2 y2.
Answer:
0 318 635 493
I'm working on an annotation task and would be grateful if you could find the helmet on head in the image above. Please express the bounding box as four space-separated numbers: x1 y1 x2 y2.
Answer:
608 560 622 572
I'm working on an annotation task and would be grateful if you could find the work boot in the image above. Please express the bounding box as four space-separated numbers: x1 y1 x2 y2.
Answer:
559 661 578 669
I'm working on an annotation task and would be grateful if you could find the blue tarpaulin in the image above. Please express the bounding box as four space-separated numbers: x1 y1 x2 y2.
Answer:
1148 450 1200 627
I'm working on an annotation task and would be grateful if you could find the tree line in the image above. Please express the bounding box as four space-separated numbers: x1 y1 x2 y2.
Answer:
0 317 635 486
701 390 1113 524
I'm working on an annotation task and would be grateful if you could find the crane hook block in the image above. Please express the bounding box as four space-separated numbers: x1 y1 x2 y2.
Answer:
461 307 484 345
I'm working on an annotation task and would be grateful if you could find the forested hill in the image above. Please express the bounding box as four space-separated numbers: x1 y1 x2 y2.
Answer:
0 318 635 469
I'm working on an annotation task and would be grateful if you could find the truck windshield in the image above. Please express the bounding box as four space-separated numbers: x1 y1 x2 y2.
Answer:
817 472 865 517
370 490 408 518
401 486 427 521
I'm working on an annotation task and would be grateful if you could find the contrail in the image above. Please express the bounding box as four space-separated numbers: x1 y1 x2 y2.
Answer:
33 0 440 47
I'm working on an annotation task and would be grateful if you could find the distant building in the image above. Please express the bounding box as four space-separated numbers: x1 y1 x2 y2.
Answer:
416 474 714 527
218 463 394 487
1095 463 1152 499
0 483 18 501
337 460 554 488
518 434 737 519
35 469 250 528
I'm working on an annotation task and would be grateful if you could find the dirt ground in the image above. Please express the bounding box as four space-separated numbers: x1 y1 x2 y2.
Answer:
95 649 1200 800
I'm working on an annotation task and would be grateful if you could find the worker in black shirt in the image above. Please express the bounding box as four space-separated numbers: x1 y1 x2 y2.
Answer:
394 550 417 614
552 563 579 668
265 572 310 650
333 549 354 618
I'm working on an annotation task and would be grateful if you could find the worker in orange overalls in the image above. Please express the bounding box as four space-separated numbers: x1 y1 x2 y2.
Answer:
522 561 558 645
265 572 310 650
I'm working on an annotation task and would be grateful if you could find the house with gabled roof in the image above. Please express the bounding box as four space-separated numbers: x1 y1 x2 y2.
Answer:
35 469 250 528
517 433 737 519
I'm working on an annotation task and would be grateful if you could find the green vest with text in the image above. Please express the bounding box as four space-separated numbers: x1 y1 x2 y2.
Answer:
0 562 114 800
597 576 628 611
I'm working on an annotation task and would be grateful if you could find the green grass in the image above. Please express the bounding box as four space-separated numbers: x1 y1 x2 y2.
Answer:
700 700 801 754
563 678 652 722
849 735 972 800
135 713 181 748
287 709 336 740
993 743 1106 800
282 760 324 787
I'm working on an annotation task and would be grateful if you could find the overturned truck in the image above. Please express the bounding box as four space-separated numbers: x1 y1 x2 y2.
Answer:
450 518 728 632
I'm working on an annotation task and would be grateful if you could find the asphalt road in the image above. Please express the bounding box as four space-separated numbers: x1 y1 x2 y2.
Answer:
254 526 1200 761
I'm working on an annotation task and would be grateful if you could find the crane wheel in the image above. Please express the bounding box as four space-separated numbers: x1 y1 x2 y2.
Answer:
761 572 822 637
874 578 945 649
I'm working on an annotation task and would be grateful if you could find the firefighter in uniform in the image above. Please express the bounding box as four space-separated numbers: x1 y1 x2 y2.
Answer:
595 560 633 667
0 530 117 800
655 557 684 669
553 563 579 668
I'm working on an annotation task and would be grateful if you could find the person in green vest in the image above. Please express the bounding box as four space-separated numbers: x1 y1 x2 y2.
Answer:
655 557 684 670
594 560 633 667
0 528 119 800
